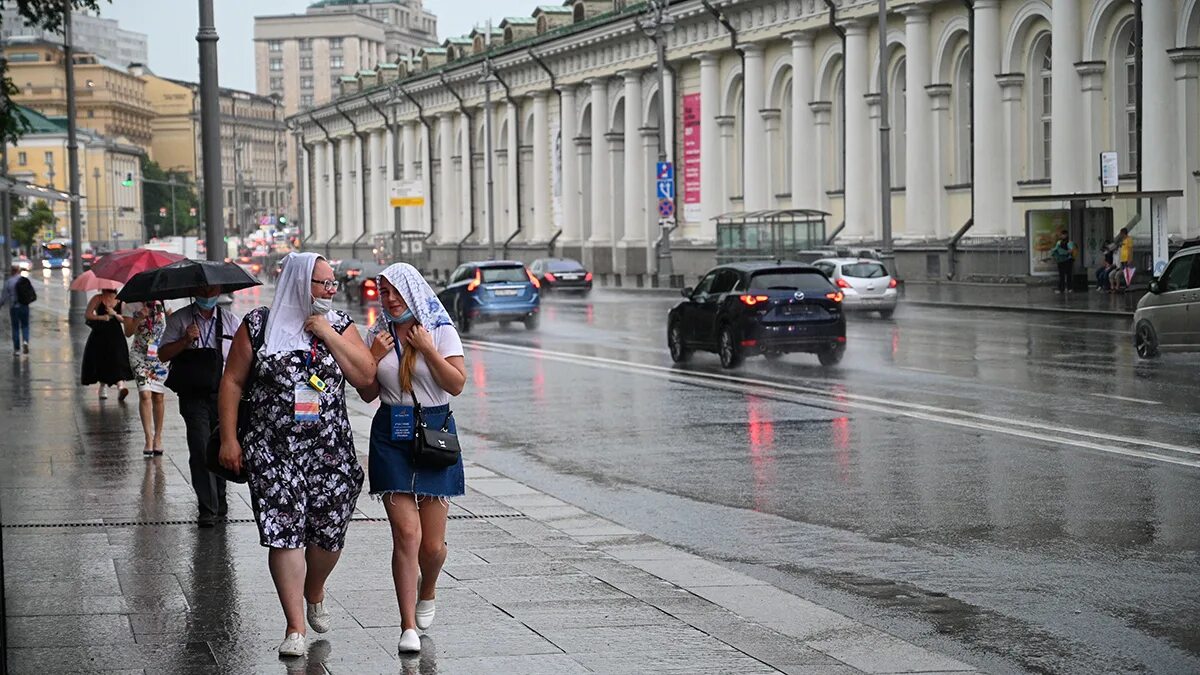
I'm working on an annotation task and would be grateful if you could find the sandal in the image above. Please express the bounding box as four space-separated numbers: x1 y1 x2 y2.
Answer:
152 449 164 456
118 387 130 402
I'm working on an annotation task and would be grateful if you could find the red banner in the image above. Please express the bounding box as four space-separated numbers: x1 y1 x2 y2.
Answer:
682 93 701 221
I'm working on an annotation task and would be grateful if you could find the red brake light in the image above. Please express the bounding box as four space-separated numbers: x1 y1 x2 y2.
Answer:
888 278 898 288
544 272 557 282
826 291 844 303
466 269 482 292
526 268 541 289
739 294 769 306
836 277 851 289
584 272 593 282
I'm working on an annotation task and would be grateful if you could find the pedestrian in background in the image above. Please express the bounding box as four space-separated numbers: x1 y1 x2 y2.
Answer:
358 263 465 654
81 289 134 401
1050 230 1077 294
1109 228 1134 292
0 264 34 355
159 286 240 527
1096 239 1115 291
217 252 375 659
123 300 170 457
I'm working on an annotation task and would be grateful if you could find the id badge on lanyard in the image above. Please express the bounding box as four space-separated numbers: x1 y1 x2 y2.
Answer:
386 323 416 440
295 337 326 423
143 305 160 358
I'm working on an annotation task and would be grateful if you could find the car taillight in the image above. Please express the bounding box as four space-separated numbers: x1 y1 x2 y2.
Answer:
836 277 851 289
888 278 898 288
585 272 593 282
365 280 377 298
544 272 557 282
826 291 844 303
739 294 769 306
526 268 541 289
466 269 482 292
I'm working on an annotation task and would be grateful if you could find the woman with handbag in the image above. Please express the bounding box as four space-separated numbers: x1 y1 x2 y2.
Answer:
217 252 376 659
80 288 134 401
357 262 465 654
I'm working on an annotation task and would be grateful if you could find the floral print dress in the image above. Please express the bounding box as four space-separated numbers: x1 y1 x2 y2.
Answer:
129 302 168 392
241 307 364 552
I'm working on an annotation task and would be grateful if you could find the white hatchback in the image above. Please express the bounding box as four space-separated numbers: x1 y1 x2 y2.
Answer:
812 258 898 318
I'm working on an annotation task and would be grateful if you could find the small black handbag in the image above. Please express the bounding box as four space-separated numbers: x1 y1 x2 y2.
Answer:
411 401 461 470
165 309 224 397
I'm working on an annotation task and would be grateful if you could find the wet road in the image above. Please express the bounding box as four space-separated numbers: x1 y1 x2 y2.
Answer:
30 273 1200 673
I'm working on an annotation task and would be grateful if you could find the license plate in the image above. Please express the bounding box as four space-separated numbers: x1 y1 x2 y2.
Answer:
559 274 580 280
783 304 812 316
494 288 519 297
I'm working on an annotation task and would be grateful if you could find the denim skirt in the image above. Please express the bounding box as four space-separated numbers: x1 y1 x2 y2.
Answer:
369 403 465 498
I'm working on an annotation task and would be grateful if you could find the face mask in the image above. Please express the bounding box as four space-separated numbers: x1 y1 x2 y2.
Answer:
194 296 219 310
311 296 333 316
387 308 414 324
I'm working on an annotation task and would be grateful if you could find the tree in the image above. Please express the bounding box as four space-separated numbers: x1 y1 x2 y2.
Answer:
12 199 54 250
140 156 201 238
1 1 106 146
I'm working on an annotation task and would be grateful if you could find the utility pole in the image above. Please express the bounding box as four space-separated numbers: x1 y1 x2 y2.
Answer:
64 1 85 320
640 0 676 286
481 23 497 261
0 34 9 273
878 0 893 274
197 0 223 262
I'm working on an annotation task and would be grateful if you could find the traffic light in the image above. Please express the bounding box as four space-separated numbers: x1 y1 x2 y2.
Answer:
121 173 133 187
277 214 288 225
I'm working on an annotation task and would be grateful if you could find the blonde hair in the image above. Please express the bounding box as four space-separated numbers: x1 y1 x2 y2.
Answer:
400 340 417 395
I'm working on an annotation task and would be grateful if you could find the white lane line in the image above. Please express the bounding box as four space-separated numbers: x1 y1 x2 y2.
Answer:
464 339 1200 468
1091 393 1164 406
898 366 944 375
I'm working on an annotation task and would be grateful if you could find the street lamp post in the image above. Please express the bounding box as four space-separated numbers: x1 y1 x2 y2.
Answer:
877 0 894 274
197 0 224 262
63 1 85 320
639 0 676 286
480 56 499 261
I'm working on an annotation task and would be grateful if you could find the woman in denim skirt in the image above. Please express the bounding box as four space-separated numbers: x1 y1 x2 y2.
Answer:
356 263 465 654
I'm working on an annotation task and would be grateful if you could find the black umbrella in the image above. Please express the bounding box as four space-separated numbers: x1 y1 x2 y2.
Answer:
117 259 262 302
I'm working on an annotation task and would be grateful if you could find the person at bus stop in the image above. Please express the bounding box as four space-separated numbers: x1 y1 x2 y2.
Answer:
1109 227 1134 292
123 300 170 457
0 264 34 355
1050 230 1077 294
81 288 135 400
159 285 240 528
217 252 375 658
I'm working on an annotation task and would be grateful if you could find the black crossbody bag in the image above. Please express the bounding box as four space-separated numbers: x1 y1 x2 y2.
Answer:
165 308 224 397
389 323 462 470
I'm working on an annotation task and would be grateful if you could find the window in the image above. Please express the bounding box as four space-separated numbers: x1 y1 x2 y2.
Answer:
44 151 53 165
329 38 343 50
954 48 972 183
748 270 831 291
299 38 312 50
450 265 473 283
330 55 344 70
301 76 313 89
299 56 313 70
17 152 26 166
268 40 282 52
710 270 740 294
891 59 906 186
833 71 845 190
841 262 888 279
1161 256 1193 292
691 272 717 297
480 266 527 283
269 58 282 72
87 110 94 118
269 77 282 91
300 94 314 108
374 8 388 21
1030 34 1052 179
1116 22 1140 175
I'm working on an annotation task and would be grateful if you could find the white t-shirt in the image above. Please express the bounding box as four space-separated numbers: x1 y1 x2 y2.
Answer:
160 304 241 364
366 324 464 407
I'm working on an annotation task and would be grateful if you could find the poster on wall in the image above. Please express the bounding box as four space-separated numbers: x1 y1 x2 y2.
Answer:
682 93 701 222
1027 209 1069 276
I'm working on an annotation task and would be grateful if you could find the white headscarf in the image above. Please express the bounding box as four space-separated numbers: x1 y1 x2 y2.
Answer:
375 262 454 334
265 252 329 355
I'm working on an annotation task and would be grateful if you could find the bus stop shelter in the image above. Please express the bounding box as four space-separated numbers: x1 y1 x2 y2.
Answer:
715 210 830 264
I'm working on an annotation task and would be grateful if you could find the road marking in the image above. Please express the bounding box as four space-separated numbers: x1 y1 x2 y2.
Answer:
464 339 1200 469
1091 393 1163 406
898 366 944 375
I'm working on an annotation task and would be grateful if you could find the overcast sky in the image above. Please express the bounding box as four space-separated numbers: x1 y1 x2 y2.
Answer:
98 0 535 92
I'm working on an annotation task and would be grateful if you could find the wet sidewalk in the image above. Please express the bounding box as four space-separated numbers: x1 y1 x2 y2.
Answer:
900 282 1143 318
2 302 981 674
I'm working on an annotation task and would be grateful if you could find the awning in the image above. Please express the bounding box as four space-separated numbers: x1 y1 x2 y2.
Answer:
0 176 76 202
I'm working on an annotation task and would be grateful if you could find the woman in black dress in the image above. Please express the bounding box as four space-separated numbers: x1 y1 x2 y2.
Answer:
81 288 134 401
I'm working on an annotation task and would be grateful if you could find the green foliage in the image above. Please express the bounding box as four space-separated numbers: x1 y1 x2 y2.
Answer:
140 156 200 238
0 1 106 146
12 198 54 249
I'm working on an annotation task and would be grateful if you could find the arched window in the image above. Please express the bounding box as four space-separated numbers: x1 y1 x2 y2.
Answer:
772 74 793 200
1029 33 1052 179
954 48 972 183
1114 21 1139 174
832 71 845 190
726 78 745 199
891 58 906 186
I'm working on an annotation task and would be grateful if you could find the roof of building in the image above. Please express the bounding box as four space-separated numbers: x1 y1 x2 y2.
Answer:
11 105 143 153
500 17 538 27
14 105 64 135
160 76 281 107
533 5 574 15
308 0 407 6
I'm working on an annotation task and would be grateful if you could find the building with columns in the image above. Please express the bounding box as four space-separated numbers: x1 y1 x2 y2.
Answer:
292 0 1200 285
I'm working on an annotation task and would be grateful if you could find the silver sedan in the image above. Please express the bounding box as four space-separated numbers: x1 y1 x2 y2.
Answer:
812 258 898 318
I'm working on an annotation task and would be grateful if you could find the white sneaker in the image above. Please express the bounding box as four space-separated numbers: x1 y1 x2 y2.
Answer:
278 632 306 658
307 600 331 633
398 628 421 653
415 599 436 630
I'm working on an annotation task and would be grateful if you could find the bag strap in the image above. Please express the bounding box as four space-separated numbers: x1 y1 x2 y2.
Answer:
388 322 453 432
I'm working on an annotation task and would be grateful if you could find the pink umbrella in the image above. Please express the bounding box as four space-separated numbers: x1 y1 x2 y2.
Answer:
69 270 123 292
91 248 185 284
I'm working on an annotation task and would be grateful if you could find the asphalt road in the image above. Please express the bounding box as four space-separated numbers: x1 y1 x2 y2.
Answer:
30 272 1200 674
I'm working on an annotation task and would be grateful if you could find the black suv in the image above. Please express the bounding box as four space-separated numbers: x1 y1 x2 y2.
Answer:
668 262 847 368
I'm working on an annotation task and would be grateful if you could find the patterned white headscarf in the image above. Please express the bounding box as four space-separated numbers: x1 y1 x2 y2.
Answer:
375 262 453 334
265 252 329 355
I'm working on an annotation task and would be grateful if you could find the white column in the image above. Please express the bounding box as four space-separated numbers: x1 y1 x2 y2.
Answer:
400 122 415 233
338 136 354 244
843 21 873 239
506 101 519 237
622 70 645 245
457 113 473 242
588 77 612 244
531 92 552 242
1076 63 1106 193
1144 0 1180 222
641 126 659 271
809 102 832 211
926 85 952 238
1050 0 1084 193
787 33 817 209
741 44 768 210
438 113 455 244
561 85 582 242
997 75 1024 239
865 94 882 233
717 115 736 210
1173 51 1200 239
368 129 384 234
901 8 934 239
697 53 721 239
972 0 1006 236
299 143 312 240
323 141 336 243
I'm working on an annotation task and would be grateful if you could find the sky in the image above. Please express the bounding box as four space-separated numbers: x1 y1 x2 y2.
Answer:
98 0 536 93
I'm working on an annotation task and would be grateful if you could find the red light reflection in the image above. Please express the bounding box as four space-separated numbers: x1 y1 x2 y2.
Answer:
832 416 851 483
746 395 776 512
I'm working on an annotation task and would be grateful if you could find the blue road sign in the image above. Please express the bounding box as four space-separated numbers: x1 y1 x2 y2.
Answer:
656 179 675 201
657 198 675 218
656 162 674 180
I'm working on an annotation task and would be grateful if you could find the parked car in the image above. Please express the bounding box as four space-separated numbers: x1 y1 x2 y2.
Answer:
811 258 898 318
1133 245 1200 358
668 262 847 368
530 257 593 295
344 262 386 306
438 261 541 333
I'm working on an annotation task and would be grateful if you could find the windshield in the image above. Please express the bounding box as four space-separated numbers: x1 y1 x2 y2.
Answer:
841 263 888 279
481 266 528 283
547 260 585 273
748 270 831 291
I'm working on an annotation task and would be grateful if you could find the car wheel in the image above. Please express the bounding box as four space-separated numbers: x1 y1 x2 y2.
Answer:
456 300 471 335
718 326 743 369
668 322 691 363
818 344 845 367
878 309 894 319
524 314 540 330
1135 320 1159 359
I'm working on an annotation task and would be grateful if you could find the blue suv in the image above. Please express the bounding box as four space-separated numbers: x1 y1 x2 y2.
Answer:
438 261 541 333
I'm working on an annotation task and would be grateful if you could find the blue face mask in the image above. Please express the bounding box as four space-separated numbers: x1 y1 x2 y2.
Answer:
194 296 219 310
387 308 414 324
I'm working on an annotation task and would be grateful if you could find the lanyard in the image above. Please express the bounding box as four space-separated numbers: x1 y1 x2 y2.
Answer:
195 311 216 348
144 303 158 332
302 337 320 370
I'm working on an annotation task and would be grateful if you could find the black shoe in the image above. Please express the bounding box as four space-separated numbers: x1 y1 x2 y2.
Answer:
22 343 28 354
197 513 216 529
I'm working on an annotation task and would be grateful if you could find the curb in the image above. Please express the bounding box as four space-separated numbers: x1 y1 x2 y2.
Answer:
905 299 1135 319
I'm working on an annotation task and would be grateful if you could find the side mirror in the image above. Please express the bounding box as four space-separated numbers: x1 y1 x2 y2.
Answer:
681 286 693 298
1149 280 1161 295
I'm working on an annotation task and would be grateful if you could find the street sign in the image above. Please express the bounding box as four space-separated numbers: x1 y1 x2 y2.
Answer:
657 198 675 219
1100 152 1119 189
189 207 197 217
390 180 425 207
158 207 167 217
656 179 675 201
656 162 673 181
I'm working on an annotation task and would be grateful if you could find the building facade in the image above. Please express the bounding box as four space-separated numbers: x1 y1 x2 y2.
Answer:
293 0 1200 284
0 9 148 67
306 0 438 61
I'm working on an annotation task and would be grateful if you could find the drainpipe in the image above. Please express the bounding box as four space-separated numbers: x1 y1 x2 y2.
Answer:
335 101 371 260
529 49 562 255
310 112 341 259
366 94 396 258
822 0 847 204
948 0 976 279
440 73 476 265
824 221 846 245
702 0 744 201
397 84 436 246
1133 0 1144 227
493 68 525 258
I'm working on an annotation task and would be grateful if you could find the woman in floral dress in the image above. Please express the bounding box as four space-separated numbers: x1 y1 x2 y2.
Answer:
123 300 169 457
217 252 376 659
